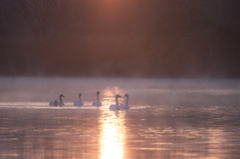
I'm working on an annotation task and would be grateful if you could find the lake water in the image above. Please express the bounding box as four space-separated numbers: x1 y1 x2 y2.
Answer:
0 77 240 159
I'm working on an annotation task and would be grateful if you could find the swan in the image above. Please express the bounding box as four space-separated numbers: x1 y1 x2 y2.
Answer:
49 94 65 106
74 93 84 106
109 94 121 110
92 91 102 106
120 94 130 109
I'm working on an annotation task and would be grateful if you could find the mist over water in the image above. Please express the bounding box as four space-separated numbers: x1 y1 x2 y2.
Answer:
0 77 240 158
1 0 240 157
1 77 240 105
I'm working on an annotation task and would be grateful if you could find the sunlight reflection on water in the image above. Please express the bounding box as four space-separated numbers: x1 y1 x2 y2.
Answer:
0 103 239 158
0 78 240 158
100 110 125 159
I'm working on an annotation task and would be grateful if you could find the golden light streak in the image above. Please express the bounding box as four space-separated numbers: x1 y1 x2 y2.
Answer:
100 94 126 159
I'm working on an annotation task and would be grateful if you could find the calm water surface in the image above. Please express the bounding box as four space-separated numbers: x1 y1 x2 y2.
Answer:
0 78 240 159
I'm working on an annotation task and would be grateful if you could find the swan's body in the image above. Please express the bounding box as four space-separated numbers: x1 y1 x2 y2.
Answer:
92 91 102 106
49 100 58 106
109 94 121 110
120 94 130 109
74 100 84 106
74 93 84 106
92 101 102 106
49 94 65 106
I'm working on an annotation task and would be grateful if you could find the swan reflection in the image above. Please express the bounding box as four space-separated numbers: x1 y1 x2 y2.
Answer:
100 109 126 159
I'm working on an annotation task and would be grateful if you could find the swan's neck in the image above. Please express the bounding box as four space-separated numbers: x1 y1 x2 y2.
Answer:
116 96 119 106
59 96 62 102
97 94 99 102
126 96 129 105
79 96 81 101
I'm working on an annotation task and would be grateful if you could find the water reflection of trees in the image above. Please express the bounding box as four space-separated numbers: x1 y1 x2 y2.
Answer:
0 108 101 159
0 104 240 159
124 105 240 158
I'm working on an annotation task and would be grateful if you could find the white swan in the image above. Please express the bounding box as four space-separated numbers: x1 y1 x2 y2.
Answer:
109 94 121 110
49 94 65 106
74 93 84 106
92 91 102 106
120 94 130 109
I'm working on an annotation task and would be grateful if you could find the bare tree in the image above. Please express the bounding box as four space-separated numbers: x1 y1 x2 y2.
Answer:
10 0 82 39
0 0 10 37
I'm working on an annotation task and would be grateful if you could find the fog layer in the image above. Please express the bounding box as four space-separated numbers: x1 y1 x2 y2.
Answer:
0 77 240 108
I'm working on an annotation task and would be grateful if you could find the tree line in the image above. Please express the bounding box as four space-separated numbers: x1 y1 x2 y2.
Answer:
0 0 240 77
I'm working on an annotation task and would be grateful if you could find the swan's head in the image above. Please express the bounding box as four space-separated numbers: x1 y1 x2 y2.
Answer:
96 91 100 94
116 94 121 98
60 94 65 98
125 94 129 97
78 93 82 96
